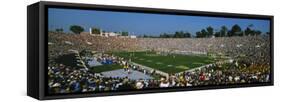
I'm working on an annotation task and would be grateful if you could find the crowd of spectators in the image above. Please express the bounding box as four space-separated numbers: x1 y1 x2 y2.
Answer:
48 59 270 94
138 36 270 65
48 32 271 94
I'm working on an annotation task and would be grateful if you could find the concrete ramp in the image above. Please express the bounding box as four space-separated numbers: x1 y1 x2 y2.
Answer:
101 69 153 80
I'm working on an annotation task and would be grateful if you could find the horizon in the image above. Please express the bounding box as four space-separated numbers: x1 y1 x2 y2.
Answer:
48 8 270 36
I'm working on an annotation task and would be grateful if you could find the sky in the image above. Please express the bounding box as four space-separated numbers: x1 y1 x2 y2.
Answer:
48 8 270 36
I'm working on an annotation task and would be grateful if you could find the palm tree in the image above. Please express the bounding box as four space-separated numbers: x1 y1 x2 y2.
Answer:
220 26 228 37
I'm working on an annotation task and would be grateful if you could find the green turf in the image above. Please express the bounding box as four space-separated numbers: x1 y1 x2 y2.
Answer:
111 51 215 74
90 64 123 73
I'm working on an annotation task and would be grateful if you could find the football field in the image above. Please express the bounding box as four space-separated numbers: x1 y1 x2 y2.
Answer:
112 51 216 74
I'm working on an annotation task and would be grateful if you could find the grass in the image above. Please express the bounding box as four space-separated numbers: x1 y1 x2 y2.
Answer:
111 51 215 74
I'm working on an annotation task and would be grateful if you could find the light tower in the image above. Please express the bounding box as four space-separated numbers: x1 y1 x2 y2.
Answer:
89 27 92 35
100 28 103 36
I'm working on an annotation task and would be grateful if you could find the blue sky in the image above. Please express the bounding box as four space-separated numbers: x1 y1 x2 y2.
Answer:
48 8 270 36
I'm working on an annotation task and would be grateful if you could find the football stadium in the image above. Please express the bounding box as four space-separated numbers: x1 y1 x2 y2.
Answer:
47 8 271 94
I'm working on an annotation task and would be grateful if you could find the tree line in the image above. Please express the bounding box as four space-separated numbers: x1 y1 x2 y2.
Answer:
195 24 265 38
141 24 267 38
53 24 268 38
